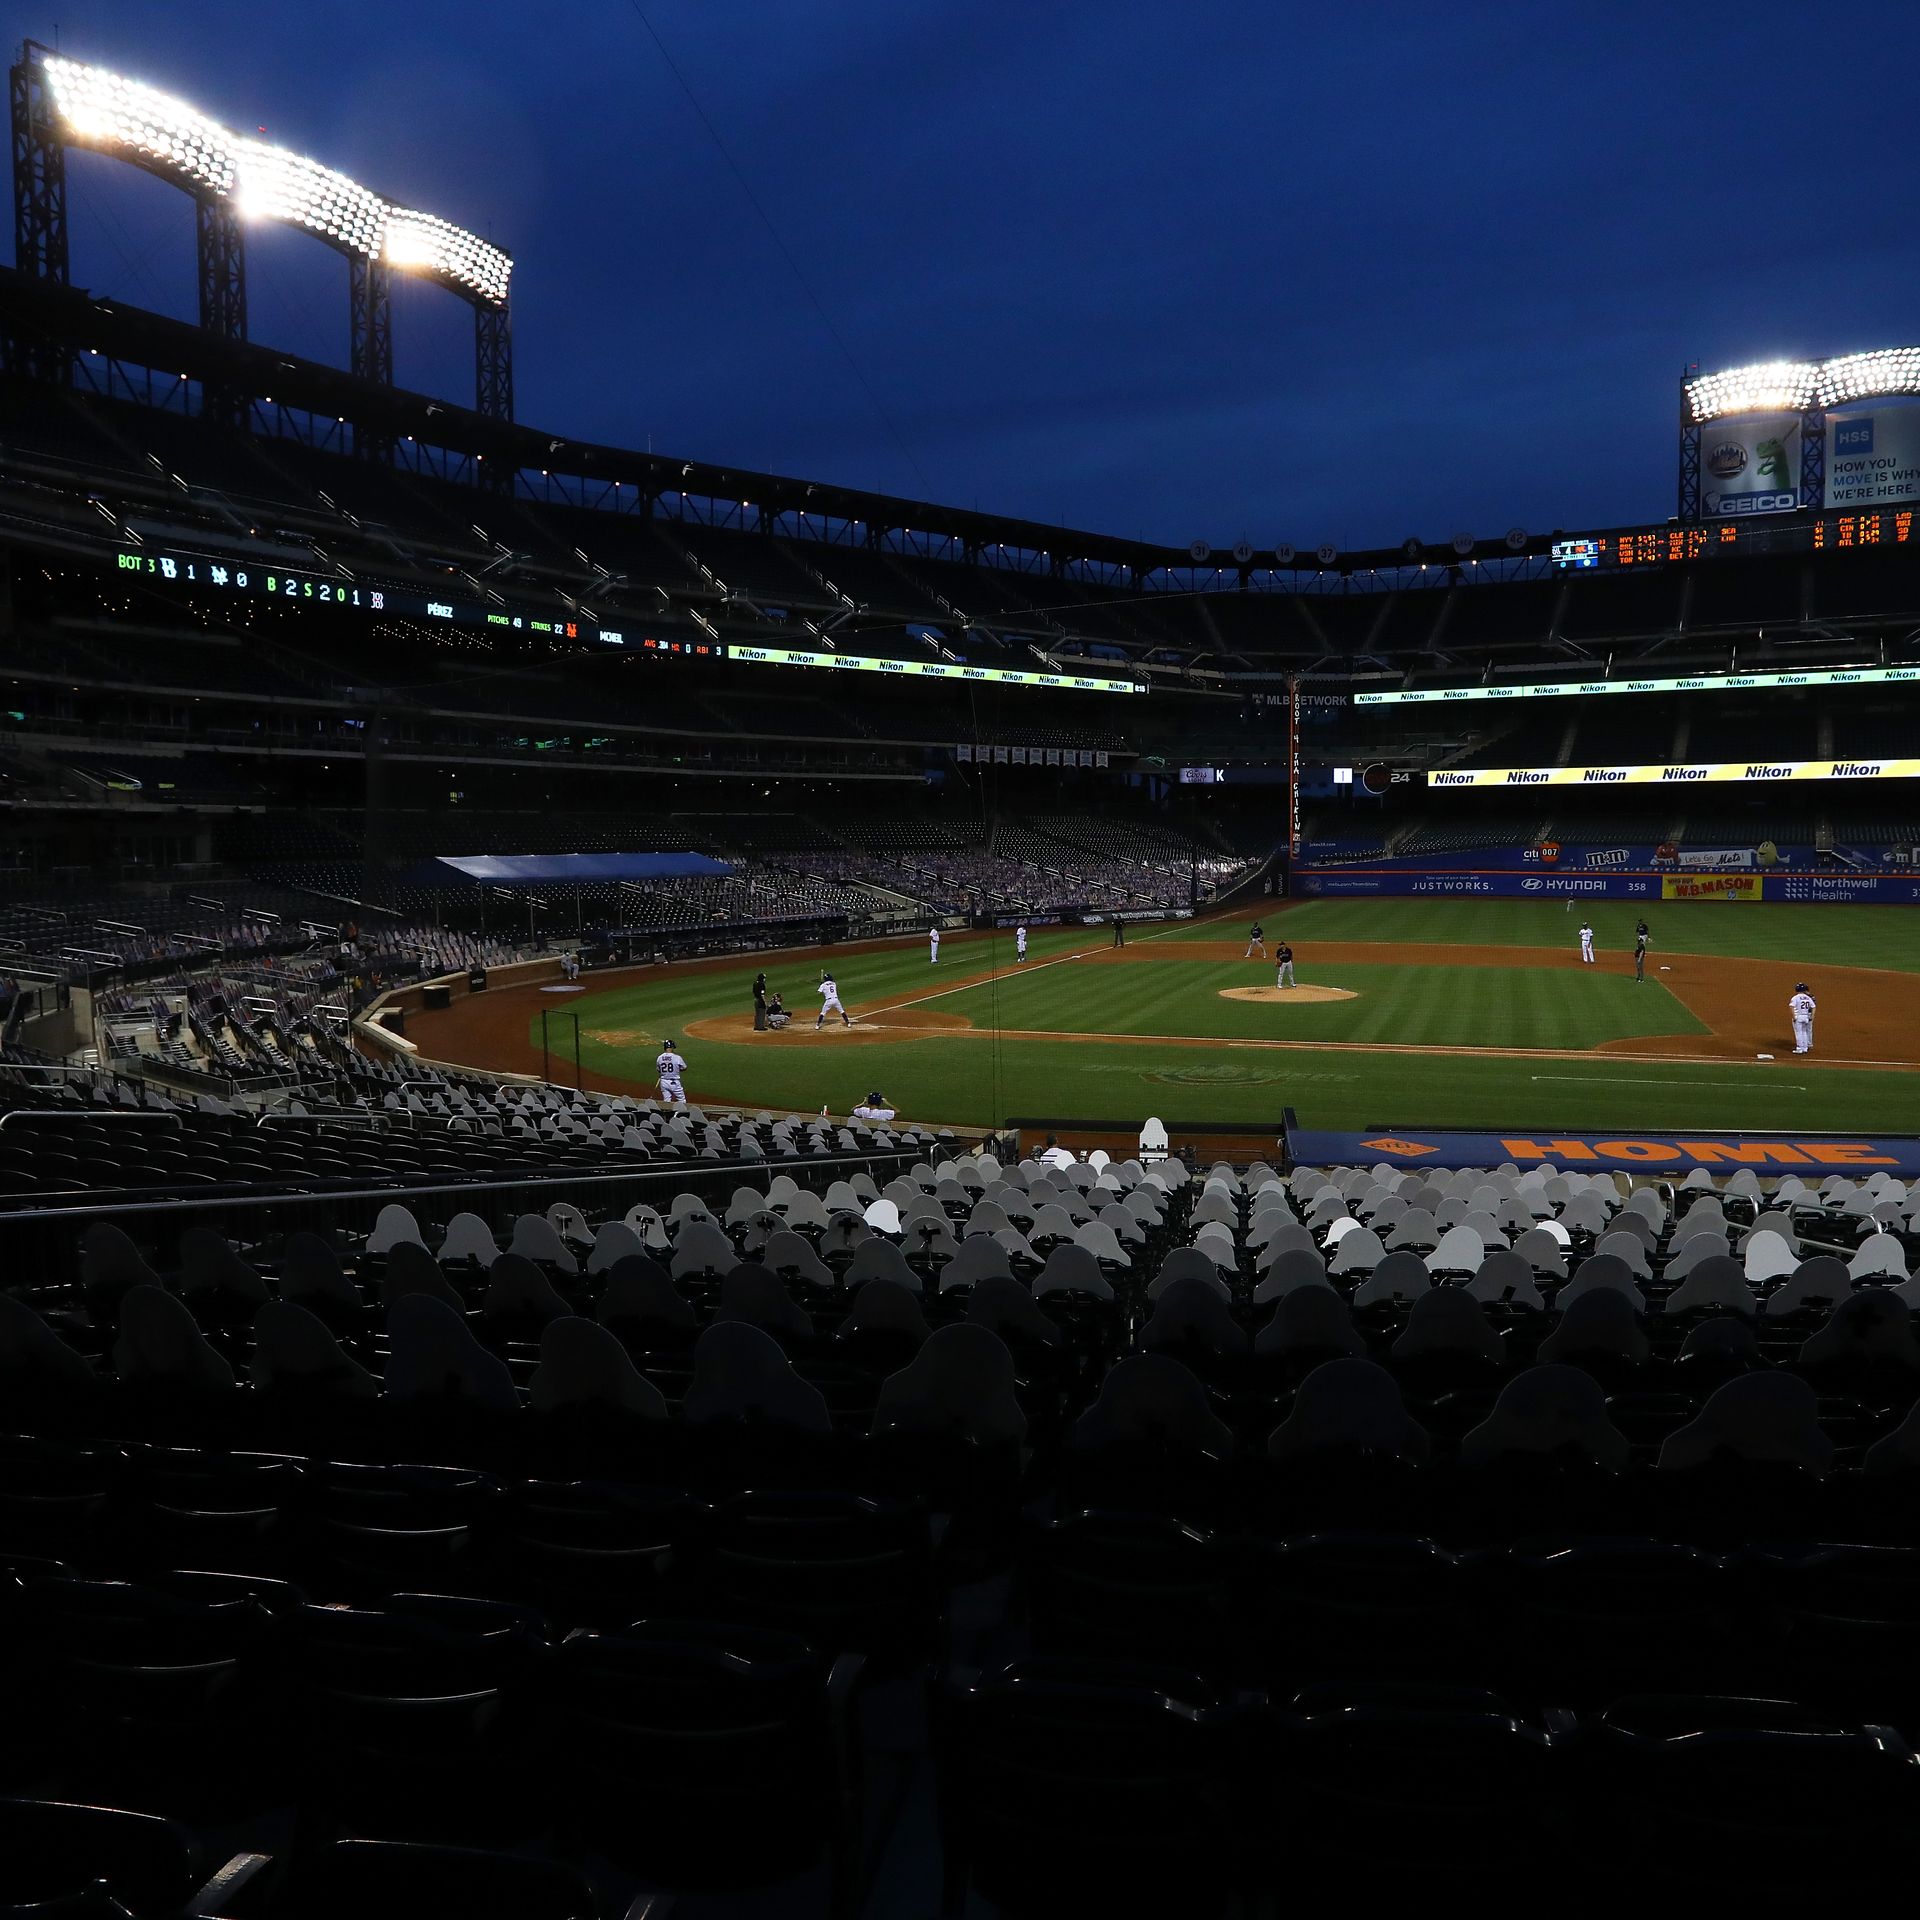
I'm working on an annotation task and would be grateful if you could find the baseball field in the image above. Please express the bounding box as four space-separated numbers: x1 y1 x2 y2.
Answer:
403 899 1920 1135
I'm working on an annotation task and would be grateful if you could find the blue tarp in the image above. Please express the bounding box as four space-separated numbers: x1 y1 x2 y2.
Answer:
436 851 732 883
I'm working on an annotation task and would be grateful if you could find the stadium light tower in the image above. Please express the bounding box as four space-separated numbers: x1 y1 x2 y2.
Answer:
8 42 514 422
1679 350 1920 521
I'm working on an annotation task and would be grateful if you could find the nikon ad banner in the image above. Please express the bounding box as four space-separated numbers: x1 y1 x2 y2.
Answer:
1700 412 1802 516
1826 401 1920 509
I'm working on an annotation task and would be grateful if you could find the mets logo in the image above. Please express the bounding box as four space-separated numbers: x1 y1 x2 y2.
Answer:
1359 1136 1438 1156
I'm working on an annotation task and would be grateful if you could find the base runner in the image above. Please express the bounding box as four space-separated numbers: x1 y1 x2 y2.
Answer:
1789 982 1816 1055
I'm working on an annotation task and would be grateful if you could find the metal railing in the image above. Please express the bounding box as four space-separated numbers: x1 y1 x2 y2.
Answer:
0 1146 926 1287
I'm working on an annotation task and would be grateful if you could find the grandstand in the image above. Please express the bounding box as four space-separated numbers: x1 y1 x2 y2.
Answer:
5 29 1920 1920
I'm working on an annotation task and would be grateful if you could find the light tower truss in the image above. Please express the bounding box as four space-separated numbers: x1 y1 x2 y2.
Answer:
8 41 513 436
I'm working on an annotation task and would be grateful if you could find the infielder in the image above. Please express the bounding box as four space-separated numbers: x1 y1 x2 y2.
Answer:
929 925 940 964
1789 982 1816 1055
1245 920 1267 959
1579 920 1595 965
655 1038 687 1106
1633 920 1650 982
1275 940 1296 989
1015 923 1028 962
816 969 852 1029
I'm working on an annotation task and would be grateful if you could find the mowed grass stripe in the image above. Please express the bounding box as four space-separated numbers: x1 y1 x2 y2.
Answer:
790 1037 1920 1134
539 904 1920 1133
1171 899 1920 971
933 960 1701 1051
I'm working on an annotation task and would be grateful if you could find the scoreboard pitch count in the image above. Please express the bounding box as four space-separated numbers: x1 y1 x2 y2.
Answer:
1551 509 1917 570
111 546 1142 696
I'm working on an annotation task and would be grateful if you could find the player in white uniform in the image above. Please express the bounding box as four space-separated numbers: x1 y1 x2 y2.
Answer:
1789 983 1816 1055
816 970 851 1029
655 1039 687 1106
1578 921 1595 965
929 926 940 964
1015 924 1028 962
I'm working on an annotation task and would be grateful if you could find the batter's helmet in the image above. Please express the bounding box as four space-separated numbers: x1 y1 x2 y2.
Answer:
1795 983 1809 993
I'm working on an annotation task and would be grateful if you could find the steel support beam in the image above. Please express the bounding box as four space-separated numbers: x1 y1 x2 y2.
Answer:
349 252 393 386
8 52 69 384
195 194 248 427
195 195 246 343
1800 408 1825 511
475 298 512 421
1678 417 1701 521
349 252 394 462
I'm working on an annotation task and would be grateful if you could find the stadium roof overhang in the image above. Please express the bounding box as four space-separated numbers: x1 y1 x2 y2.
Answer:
2 267 1568 583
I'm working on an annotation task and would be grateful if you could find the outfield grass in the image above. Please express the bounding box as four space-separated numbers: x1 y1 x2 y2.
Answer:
548 908 1920 1134
1189 898 1920 970
932 958 1705 1050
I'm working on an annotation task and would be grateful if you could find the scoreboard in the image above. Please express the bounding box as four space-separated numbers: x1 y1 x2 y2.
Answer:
108 545 1143 696
1551 509 1917 570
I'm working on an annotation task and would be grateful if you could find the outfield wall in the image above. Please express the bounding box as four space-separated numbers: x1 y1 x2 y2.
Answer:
1295 868 1920 903
1285 1124 1920 1177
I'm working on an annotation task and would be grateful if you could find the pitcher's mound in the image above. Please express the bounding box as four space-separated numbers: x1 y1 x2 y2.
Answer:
1219 985 1358 1006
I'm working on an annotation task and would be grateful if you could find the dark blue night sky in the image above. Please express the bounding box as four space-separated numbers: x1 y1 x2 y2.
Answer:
18 1 1920 546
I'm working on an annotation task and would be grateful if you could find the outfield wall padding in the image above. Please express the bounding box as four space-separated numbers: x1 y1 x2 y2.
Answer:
1286 1124 1920 1177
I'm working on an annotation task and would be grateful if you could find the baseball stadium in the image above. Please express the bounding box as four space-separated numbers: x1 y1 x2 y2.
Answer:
7 23 1920 1919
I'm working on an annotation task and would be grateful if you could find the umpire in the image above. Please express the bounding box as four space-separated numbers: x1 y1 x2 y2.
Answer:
753 970 769 1031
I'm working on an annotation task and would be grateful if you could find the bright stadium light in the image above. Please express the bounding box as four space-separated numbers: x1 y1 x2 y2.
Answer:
1683 360 1819 422
384 209 512 306
35 51 509 306
42 55 233 195
1816 347 1920 408
1686 348 1920 421
233 142 385 254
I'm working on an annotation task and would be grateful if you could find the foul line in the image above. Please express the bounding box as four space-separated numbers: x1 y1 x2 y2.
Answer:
1531 1074 1809 1090
840 1019 1915 1074
853 932 1135 1020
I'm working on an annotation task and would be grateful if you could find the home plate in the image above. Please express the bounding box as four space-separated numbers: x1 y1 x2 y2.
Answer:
1219 985 1358 1005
